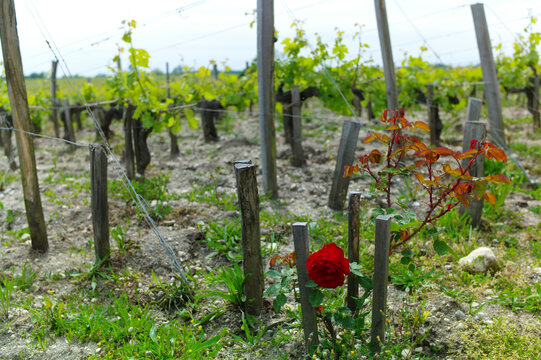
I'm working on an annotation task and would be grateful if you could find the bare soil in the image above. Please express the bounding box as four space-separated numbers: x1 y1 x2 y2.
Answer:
0 102 540 359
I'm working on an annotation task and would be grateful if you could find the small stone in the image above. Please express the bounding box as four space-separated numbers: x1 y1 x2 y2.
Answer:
401 349 411 358
458 247 498 273
290 183 297 191
415 347 423 353
21 233 31 241
454 310 466 320
150 200 158 208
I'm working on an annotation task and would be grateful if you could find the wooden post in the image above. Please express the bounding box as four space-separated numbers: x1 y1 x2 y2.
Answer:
465 97 483 123
257 0 278 198
50 60 60 138
347 191 362 312
531 76 540 133
460 101 485 227
471 3 506 147
374 0 398 110
63 98 76 143
0 113 16 170
426 84 438 146
371 215 391 352
90 145 110 266
291 85 304 167
293 222 318 355
124 103 135 180
234 161 264 315
166 62 170 98
0 0 48 251
212 63 218 81
200 99 219 142
328 120 362 210
165 62 179 157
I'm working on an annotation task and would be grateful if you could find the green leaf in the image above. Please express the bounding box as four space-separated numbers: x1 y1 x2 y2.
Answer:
266 270 282 279
149 323 157 344
273 293 287 312
433 239 451 256
349 262 364 277
305 279 318 288
309 288 323 307
426 227 439 237
401 256 411 265
358 274 373 290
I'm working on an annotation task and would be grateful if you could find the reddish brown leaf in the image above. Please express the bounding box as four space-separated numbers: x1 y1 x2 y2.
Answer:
414 121 430 132
363 133 377 143
483 192 496 205
483 174 512 184
433 147 454 156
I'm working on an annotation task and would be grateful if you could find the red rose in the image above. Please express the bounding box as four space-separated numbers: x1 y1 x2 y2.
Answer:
306 242 350 289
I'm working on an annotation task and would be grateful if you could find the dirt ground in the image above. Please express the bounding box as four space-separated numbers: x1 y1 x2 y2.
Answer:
0 102 540 359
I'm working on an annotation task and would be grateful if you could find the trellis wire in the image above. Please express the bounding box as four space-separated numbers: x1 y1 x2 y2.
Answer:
22 1 191 283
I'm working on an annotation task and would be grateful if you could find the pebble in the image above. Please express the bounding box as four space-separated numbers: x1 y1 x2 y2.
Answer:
454 310 466 320
401 349 411 358
458 247 498 273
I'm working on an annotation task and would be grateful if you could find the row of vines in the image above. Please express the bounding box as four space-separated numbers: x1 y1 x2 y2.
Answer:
0 17 539 171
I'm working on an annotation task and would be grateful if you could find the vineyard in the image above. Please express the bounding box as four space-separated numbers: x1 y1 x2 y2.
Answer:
0 1 540 359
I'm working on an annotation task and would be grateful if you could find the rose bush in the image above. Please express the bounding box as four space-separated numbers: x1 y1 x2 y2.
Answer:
306 242 350 288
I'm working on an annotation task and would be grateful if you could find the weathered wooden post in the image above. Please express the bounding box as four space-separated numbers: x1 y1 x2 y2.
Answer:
165 62 179 157
460 98 485 227
471 3 506 147
200 99 220 142
293 222 318 356
257 0 279 198
291 85 304 167
328 120 362 210
426 84 439 146
50 60 60 138
371 215 391 352
0 112 16 170
374 0 398 110
123 103 135 180
234 160 264 315
62 98 76 143
90 145 110 266
346 191 362 312
0 0 48 251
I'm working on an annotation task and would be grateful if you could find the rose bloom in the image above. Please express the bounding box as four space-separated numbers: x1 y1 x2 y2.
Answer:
306 242 350 288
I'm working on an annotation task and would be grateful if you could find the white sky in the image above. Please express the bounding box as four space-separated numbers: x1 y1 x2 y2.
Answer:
8 0 541 77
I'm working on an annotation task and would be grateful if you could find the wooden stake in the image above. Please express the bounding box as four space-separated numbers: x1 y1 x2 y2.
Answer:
374 0 398 110
257 0 278 198
471 3 506 147
346 191 362 312
328 120 362 210
0 0 48 251
123 104 135 180
371 215 391 352
426 84 438 146
465 97 483 122
0 112 16 170
90 145 110 266
200 99 219 142
234 162 263 315
291 85 304 167
293 222 318 355
63 98 76 143
460 116 486 227
50 60 60 138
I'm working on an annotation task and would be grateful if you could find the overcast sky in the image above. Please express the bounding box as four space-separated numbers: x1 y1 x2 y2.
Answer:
8 0 541 77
